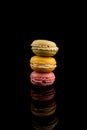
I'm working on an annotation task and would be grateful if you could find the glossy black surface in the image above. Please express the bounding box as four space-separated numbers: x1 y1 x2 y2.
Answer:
3 24 64 129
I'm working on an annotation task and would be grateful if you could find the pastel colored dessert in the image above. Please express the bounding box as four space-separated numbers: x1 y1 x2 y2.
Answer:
31 101 57 117
30 56 57 72
31 39 59 56
30 87 55 101
32 115 58 130
30 82 56 91
30 71 55 86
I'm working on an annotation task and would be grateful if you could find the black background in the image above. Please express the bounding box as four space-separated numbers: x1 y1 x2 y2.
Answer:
2 2 85 129
2 6 64 129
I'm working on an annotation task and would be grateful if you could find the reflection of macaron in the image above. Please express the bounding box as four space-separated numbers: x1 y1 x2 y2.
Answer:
31 98 56 109
30 71 55 86
30 56 57 72
31 40 59 56
32 115 58 130
31 101 56 117
30 87 55 101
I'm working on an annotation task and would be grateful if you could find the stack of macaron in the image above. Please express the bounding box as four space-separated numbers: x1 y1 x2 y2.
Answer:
30 40 59 119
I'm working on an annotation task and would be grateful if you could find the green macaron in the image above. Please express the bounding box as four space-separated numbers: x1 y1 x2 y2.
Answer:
31 40 59 56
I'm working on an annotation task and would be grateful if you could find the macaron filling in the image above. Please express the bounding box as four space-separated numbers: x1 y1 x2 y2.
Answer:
30 63 56 68
32 46 58 51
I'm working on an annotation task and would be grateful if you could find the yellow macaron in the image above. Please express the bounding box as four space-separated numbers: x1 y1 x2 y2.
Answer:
30 56 57 72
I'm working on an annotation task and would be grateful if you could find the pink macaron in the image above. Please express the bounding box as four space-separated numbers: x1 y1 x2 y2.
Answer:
30 71 55 87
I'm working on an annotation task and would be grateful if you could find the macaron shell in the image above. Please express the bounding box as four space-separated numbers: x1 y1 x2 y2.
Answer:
31 40 57 47
30 71 55 86
30 56 56 64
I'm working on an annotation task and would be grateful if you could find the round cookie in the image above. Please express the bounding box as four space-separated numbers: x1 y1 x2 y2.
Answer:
30 71 55 86
31 39 59 56
30 56 57 72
